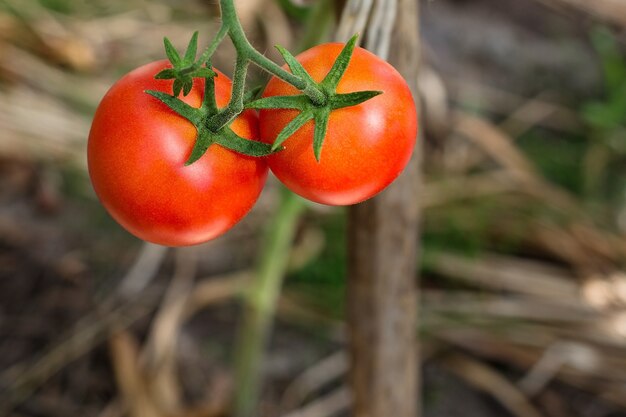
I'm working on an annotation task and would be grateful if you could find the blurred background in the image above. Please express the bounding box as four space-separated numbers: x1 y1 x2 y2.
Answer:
1 0 626 416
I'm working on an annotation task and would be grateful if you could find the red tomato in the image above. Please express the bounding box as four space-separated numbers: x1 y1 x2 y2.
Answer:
88 60 268 246
259 44 417 206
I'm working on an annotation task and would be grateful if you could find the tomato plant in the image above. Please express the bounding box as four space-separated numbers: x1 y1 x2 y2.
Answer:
88 60 268 246
257 43 417 206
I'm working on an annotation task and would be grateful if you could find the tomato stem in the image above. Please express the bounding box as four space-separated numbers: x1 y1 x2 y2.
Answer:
208 54 249 131
196 24 229 68
212 0 327 125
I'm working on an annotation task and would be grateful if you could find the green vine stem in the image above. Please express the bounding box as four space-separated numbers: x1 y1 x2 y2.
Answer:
202 0 326 131
232 187 305 417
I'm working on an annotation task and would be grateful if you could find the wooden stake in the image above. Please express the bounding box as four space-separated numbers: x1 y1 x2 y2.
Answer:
346 0 422 416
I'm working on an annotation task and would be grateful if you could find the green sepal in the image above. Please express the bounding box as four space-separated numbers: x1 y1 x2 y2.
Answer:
145 90 202 124
194 67 217 78
155 68 177 79
163 37 182 66
330 90 382 109
321 33 358 90
184 31 199 64
185 129 214 166
272 110 314 151
185 127 276 165
276 45 316 86
173 79 183 97
183 79 193 96
246 94 310 110
313 109 330 161
215 129 276 157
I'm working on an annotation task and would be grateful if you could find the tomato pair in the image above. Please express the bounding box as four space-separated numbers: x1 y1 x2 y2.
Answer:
88 44 417 246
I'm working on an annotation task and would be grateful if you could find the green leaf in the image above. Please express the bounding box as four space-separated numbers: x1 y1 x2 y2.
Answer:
185 129 213 165
163 37 181 66
331 90 382 109
313 110 330 161
276 45 315 85
155 68 177 79
272 111 314 150
246 94 310 110
321 33 358 90
145 90 202 124
216 129 277 157
184 31 199 64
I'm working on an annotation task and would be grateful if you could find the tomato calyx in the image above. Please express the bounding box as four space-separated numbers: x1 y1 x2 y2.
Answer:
247 34 382 161
145 31 275 164
146 64 275 165
154 32 217 97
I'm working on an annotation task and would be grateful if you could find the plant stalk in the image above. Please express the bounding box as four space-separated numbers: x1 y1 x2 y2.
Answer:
233 189 305 417
209 54 249 130
210 0 326 129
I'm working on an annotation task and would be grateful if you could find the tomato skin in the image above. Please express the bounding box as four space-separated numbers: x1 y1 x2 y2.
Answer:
88 60 268 246
259 44 417 206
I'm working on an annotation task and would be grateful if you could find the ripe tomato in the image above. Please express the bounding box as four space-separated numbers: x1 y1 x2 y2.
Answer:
259 44 417 206
88 60 268 246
